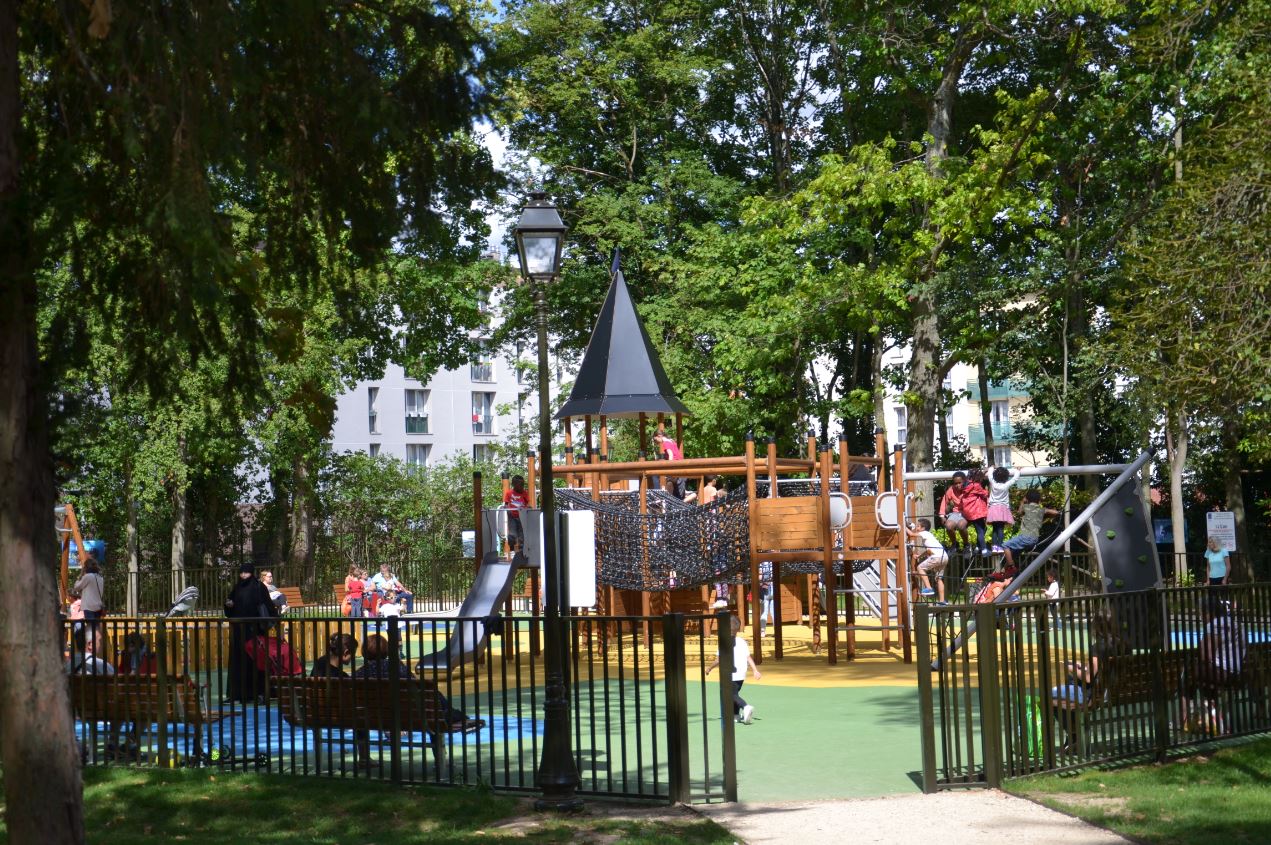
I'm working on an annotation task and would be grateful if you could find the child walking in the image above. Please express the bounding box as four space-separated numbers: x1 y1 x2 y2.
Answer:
706 615 762 724
986 466 1021 552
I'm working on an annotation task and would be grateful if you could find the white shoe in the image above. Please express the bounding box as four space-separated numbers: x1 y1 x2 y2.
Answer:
741 705 754 725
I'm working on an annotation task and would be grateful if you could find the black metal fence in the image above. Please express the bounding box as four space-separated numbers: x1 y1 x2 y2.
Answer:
64 612 736 804
916 583 1271 790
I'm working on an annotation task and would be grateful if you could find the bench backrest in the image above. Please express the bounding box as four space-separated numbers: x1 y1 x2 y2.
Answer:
68 673 206 723
279 586 306 608
1089 650 1194 706
274 677 448 734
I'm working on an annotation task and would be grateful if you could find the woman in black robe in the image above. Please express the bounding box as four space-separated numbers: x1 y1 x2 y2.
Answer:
223 564 278 703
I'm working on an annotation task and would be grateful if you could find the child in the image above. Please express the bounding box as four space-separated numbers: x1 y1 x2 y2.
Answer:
377 590 402 630
1002 489 1059 568
986 466 1021 553
1043 568 1063 631
907 518 949 603
344 565 366 618
937 471 971 554
962 469 990 556
705 615 762 724
503 475 531 553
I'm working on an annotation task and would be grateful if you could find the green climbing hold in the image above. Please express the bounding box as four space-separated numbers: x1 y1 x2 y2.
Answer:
1114 578 1125 588
1105 529 1116 540
1125 507 1135 515
1138 554 1148 564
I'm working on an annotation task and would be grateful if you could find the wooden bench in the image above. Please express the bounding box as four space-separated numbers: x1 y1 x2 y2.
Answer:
278 586 307 612
68 673 227 762
274 676 450 776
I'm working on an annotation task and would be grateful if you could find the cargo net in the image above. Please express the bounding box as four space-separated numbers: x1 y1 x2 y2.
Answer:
555 488 751 591
556 476 886 588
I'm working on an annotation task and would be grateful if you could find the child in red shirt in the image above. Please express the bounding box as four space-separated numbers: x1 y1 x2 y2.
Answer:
503 475 531 552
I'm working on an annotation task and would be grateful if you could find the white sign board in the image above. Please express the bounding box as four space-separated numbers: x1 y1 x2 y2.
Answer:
1206 511 1237 551
522 509 597 609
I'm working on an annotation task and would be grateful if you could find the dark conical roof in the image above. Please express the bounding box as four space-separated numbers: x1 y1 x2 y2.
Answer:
555 264 689 420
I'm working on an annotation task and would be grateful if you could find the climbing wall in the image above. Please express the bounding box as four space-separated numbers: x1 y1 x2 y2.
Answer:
1089 482 1163 594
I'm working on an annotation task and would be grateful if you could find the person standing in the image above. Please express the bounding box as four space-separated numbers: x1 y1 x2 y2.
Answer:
1204 537 1231 586
907 518 949 603
503 475 531 553
653 430 687 499
986 466 1022 552
73 559 106 621
223 563 278 703
699 475 720 506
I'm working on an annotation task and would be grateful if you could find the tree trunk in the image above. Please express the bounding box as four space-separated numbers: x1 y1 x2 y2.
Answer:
288 455 316 589
871 336 886 438
977 359 995 464
1221 418 1251 581
936 395 950 464
907 31 978 509
170 468 187 598
202 489 218 569
1164 408 1189 583
269 468 288 567
125 462 140 617
1 5 87 831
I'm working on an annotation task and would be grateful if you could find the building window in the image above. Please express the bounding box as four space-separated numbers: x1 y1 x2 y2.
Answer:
369 443 381 458
367 386 380 434
894 406 908 445
473 444 496 464
405 389 430 434
405 444 430 471
476 291 491 314
990 399 1009 424
470 340 495 383
472 392 496 435
992 446 1012 467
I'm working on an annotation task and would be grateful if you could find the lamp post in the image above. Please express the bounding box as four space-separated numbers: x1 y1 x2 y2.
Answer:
513 192 581 810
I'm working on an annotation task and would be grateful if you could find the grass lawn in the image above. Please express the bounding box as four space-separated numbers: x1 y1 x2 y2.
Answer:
1006 737 1271 845
0 768 734 845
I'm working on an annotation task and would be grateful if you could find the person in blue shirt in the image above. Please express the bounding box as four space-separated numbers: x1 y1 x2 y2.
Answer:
1204 537 1231 586
369 563 414 614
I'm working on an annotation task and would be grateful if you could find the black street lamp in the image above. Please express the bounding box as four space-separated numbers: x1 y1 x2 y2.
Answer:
513 192 581 810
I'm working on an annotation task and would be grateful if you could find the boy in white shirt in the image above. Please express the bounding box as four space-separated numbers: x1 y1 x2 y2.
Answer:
1044 568 1062 630
907 518 949 603
705 615 762 724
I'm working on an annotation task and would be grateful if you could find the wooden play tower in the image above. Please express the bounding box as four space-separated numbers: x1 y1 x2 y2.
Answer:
508 259 912 666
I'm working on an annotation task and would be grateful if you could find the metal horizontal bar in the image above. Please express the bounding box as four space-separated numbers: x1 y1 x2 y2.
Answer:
904 463 1133 482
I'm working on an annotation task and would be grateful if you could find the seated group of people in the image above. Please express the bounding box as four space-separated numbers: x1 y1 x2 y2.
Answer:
343 563 415 618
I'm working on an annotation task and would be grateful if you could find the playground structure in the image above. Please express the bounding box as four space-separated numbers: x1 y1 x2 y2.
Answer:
480 261 913 666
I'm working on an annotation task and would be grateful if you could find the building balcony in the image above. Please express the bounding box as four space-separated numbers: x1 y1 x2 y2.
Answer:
967 421 1014 447
405 416 430 435
965 379 1023 402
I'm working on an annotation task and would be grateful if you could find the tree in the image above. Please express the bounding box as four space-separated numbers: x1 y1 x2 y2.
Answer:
2 2 495 839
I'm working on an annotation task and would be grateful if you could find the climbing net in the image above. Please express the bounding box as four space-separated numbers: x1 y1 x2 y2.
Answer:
556 475 888 589
556 488 751 591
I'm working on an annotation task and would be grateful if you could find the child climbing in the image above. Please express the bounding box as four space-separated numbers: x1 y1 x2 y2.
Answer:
1002 488 1059 569
705 615 761 724
907 518 949 603
937 471 971 554
503 475 531 552
962 469 990 556
986 466 1021 553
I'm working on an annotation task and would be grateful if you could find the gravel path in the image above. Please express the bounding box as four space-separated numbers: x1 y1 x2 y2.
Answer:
694 790 1130 844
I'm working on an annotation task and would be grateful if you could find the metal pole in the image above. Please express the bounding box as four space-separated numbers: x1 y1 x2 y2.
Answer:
533 277 582 810
904 463 1134 482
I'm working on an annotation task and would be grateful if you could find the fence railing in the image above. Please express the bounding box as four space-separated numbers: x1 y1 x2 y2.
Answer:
102 558 482 617
916 583 1271 790
64 611 735 804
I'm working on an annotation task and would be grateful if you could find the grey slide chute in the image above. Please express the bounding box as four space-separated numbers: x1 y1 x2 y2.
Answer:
413 551 520 674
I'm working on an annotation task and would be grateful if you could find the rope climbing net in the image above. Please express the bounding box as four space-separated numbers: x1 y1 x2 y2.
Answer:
556 476 886 589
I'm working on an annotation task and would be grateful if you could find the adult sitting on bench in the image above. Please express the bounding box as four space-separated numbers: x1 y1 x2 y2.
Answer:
1181 595 1248 733
1050 607 1127 753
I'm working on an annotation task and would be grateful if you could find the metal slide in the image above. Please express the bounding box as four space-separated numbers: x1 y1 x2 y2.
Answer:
413 551 521 673
850 560 900 620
